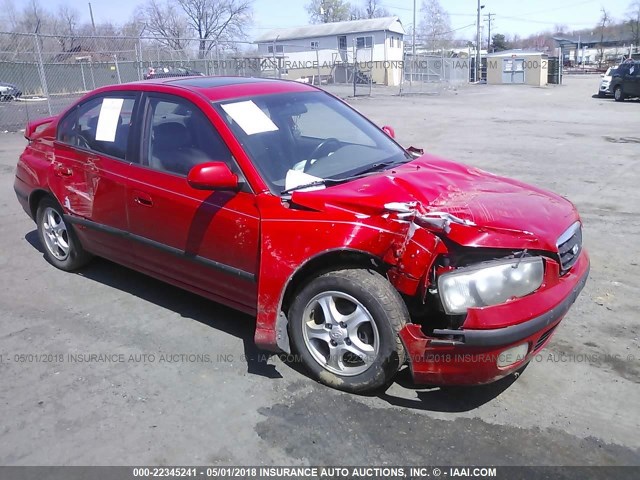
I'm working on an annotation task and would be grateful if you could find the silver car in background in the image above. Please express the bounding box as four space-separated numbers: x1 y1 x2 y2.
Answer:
0 82 22 101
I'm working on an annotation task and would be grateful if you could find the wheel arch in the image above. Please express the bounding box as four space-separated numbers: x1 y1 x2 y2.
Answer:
29 189 56 219
279 248 388 317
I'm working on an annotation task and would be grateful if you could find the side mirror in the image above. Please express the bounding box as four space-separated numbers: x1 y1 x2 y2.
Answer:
187 162 238 190
382 125 395 138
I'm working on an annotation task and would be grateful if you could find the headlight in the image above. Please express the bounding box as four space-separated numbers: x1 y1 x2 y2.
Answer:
438 257 544 314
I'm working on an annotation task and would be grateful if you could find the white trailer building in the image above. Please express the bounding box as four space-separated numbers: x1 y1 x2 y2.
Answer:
255 17 406 86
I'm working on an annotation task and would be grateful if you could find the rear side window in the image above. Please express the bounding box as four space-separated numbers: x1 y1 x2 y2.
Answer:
145 96 232 176
58 95 136 161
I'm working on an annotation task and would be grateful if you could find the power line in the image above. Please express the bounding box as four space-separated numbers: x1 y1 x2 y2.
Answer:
499 15 595 26
516 0 598 18
379 2 475 16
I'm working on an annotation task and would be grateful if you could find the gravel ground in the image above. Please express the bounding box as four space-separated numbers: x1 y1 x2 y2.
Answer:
0 75 638 467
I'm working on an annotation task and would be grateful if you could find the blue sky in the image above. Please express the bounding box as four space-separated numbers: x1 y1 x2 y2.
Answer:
5 0 635 40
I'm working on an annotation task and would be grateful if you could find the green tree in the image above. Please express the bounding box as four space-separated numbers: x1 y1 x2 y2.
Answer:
491 33 509 52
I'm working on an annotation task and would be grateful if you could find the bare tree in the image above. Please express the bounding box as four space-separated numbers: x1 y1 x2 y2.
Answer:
138 0 191 51
350 0 390 19
306 0 351 24
177 0 252 58
553 24 569 34
598 7 611 67
19 0 49 33
1 0 19 30
419 0 452 52
53 5 79 52
139 0 251 57
365 0 390 18
628 0 640 49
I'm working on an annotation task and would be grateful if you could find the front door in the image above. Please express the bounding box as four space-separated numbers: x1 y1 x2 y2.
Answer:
629 63 640 96
502 58 525 84
124 93 260 313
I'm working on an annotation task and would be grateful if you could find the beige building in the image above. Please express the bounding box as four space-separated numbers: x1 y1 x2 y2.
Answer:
486 50 548 87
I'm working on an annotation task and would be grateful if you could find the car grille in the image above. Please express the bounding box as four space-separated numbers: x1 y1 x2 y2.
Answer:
556 222 582 273
534 326 557 352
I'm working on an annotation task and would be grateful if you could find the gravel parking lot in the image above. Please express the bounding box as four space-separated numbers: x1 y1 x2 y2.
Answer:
0 76 638 467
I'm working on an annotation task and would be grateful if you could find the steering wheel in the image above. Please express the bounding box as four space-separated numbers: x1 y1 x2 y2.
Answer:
305 138 341 172
73 133 91 149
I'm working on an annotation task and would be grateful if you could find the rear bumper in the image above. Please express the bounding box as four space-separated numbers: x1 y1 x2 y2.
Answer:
14 175 32 218
400 251 590 385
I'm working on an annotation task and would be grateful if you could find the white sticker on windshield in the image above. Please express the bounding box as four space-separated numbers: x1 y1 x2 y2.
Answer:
95 98 124 142
221 100 278 135
284 169 325 192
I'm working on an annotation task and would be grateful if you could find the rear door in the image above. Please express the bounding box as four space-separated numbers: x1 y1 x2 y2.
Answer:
52 92 138 260
123 92 260 313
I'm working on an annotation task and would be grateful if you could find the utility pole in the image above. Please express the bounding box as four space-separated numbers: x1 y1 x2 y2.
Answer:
484 13 495 53
412 0 416 85
88 3 97 35
475 1 484 82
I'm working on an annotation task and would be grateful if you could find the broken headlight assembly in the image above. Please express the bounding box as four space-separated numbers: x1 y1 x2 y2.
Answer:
437 257 544 314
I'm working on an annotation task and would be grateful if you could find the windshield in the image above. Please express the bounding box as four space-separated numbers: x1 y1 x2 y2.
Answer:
214 91 411 194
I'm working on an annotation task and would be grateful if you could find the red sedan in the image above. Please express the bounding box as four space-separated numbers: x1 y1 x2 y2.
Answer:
14 76 589 393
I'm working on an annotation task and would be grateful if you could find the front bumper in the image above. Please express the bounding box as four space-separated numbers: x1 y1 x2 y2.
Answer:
599 83 612 95
400 251 590 385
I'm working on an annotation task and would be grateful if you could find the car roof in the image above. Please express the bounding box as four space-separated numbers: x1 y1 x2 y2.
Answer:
110 76 318 101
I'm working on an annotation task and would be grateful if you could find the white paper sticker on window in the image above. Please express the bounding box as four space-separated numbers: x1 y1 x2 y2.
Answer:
95 98 124 142
284 169 325 192
221 100 278 135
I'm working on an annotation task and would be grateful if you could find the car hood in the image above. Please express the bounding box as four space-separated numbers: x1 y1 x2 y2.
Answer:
290 155 578 252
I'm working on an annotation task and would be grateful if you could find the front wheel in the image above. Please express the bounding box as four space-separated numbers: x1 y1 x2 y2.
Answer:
614 86 625 102
288 269 407 393
36 197 92 271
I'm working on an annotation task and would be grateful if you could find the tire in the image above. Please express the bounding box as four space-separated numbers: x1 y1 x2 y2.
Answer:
36 196 92 271
288 269 408 394
614 85 625 102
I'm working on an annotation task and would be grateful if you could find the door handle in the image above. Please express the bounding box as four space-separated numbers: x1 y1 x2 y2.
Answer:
53 163 73 177
133 191 153 207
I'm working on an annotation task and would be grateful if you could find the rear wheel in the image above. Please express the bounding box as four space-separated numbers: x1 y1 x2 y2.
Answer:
614 85 625 102
36 197 92 271
288 269 407 393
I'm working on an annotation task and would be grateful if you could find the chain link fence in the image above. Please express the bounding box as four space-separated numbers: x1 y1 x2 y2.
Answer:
1 32 471 131
0 32 273 131
400 53 471 95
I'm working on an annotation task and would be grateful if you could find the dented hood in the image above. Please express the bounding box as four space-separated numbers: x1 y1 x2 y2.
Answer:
290 155 579 252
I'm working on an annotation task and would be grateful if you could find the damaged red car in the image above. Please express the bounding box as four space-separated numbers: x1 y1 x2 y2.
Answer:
14 77 589 393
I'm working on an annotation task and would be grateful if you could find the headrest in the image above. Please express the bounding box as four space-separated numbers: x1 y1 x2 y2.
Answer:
153 122 191 150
